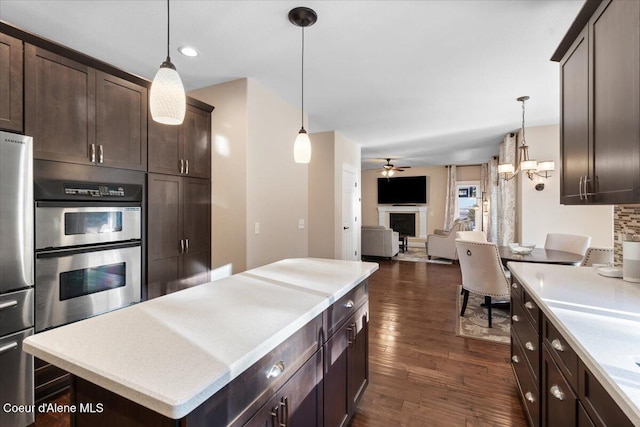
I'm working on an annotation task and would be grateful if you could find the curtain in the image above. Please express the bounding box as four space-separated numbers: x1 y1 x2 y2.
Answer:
486 158 499 243
444 165 457 229
498 133 517 245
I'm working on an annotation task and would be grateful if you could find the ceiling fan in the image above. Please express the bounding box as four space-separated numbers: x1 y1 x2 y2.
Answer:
379 158 411 177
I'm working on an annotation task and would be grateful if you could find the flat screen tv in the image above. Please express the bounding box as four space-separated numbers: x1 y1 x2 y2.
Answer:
377 176 427 204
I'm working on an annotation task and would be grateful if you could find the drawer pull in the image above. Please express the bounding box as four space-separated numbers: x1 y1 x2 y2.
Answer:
266 361 286 379
550 385 565 401
511 282 519 289
511 315 520 322
344 300 355 309
525 341 535 351
551 339 565 352
524 301 535 310
511 355 520 364
0 341 18 355
524 392 535 403
0 300 18 310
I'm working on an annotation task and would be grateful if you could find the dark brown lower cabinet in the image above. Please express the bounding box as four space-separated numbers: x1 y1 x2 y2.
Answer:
542 346 577 426
324 302 369 427
34 357 69 403
147 174 210 299
244 351 321 427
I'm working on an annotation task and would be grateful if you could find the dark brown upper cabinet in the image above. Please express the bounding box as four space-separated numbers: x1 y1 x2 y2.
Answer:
148 104 211 179
0 33 23 133
25 44 148 171
555 0 640 204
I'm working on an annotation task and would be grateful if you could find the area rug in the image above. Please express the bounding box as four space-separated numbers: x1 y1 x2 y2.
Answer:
455 286 510 344
392 247 452 264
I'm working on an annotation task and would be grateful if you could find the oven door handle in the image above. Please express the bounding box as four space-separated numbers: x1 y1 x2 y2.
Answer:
36 241 141 259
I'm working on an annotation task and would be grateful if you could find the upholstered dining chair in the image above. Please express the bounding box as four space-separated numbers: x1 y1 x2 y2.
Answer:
544 233 591 257
456 231 486 242
455 239 510 328
580 247 614 267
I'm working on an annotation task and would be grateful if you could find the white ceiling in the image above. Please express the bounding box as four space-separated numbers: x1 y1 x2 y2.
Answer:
0 0 584 169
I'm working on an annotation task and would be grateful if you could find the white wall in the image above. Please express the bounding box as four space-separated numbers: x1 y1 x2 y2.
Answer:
189 79 248 277
190 78 309 273
517 125 613 247
246 79 309 268
308 131 361 259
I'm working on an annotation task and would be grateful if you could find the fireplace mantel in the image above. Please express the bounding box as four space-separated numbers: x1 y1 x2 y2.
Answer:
377 205 428 238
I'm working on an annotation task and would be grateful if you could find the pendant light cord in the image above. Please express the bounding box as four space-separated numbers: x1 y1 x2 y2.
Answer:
301 26 305 129
166 0 170 60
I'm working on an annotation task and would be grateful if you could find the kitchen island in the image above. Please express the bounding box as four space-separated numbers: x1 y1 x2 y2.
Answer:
23 258 378 426
508 262 640 426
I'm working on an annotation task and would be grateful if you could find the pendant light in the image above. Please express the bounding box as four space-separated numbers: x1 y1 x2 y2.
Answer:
289 7 317 163
150 0 186 125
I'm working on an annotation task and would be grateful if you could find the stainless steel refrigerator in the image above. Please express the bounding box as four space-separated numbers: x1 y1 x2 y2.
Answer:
0 131 34 427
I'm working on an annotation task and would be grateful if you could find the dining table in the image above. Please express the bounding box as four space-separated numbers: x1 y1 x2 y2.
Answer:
497 246 584 267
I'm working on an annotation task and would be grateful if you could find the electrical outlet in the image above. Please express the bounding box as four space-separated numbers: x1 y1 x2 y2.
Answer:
254 222 260 234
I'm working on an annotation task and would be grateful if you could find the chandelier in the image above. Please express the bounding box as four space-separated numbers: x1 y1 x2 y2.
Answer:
498 96 554 190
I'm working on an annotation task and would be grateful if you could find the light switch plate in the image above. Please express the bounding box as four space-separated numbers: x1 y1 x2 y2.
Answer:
254 222 260 234
298 219 305 229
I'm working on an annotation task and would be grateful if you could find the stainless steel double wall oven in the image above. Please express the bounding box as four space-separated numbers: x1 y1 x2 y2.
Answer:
34 178 143 332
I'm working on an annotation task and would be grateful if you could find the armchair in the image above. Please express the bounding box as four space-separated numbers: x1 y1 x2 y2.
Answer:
361 225 400 259
426 219 472 261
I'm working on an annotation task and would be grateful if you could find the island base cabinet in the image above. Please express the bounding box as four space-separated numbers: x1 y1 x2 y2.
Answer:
542 346 577 427
244 351 321 427
323 301 369 427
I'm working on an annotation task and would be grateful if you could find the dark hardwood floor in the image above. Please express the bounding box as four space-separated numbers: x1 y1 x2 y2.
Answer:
33 259 526 427
351 259 526 427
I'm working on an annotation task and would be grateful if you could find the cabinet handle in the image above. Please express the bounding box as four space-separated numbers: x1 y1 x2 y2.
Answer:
90 144 96 163
524 391 535 403
579 175 584 200
185 238 189 253
525 341 535 351
180 159 184 174
270 405 280 427
280 396 288 427
511 282 518 290
344 300 355 309
511 315 520 322
524 301 535 310
185 159 189 175
0 341 18 355
99 144 104 163
179 239 184 254
551 338 565 352
550 385 565 401
0 300 18 310
266 361 286 379
511 355 520 364
347 324 354 345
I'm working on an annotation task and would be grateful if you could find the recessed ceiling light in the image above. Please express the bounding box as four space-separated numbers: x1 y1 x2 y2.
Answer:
178 46 199 57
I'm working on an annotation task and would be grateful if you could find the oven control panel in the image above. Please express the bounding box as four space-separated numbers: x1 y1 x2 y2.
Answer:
64 184 125 197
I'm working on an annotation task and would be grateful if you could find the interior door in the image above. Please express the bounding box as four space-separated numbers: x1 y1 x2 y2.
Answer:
341 167 358 261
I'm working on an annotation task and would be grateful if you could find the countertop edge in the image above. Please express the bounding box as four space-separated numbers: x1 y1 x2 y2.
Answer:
508 263 640 424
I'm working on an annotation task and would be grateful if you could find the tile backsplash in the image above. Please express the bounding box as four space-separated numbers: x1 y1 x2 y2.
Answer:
613 205 640 265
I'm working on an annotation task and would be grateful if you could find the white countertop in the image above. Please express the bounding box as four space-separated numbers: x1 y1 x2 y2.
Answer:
23 258 378 419
508 262 640 424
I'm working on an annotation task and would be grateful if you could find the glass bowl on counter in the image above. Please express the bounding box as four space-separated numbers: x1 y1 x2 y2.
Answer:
508 243 536 255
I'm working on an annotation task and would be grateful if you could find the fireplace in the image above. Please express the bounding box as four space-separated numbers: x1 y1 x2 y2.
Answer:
390 213 416 237
377 206 428 238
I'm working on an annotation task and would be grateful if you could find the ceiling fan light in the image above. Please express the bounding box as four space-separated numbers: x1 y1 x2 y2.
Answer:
150 61 186 125
388 170 395 177
294 129 311 163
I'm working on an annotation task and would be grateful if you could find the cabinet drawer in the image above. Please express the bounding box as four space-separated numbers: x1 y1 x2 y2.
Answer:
543 317 578 393
511 332 540 427
543 346 577 427
511 298 539 379
325 280 368 339
0 289 33 337
521 290 540 330
184 314 322 426
244 350 321 427
579 360 634 427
